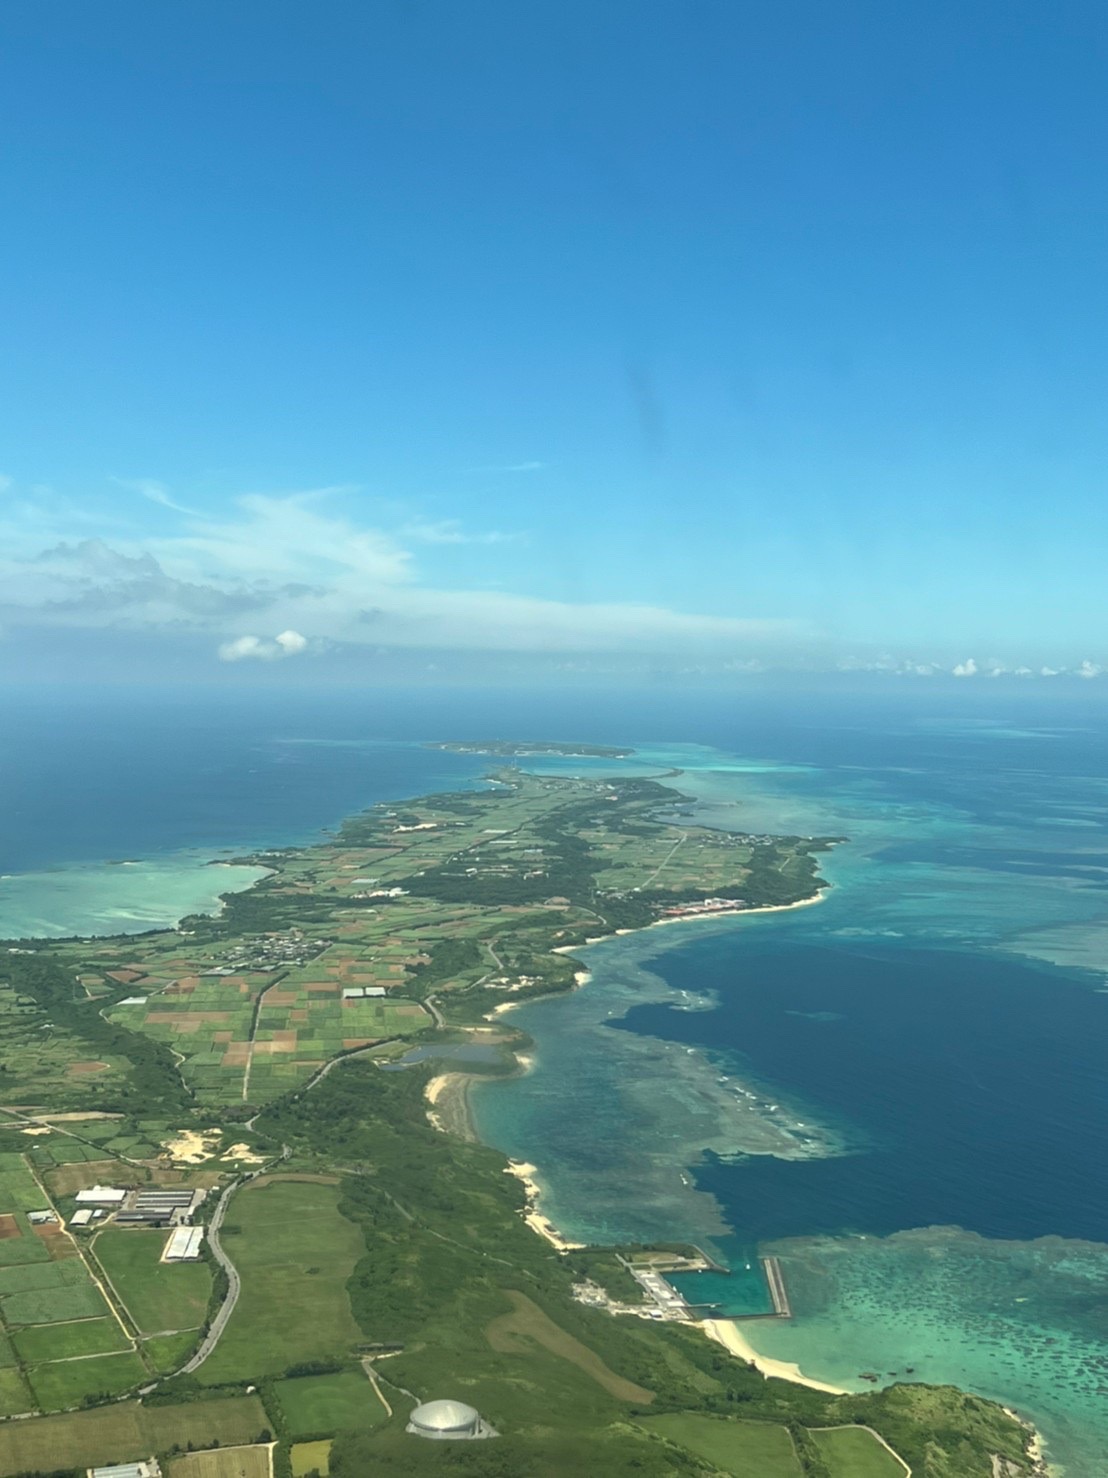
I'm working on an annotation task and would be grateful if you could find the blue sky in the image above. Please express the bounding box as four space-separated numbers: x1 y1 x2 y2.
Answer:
3 1 1108 683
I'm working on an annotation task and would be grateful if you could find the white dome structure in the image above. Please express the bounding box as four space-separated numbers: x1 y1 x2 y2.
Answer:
406 1397 496 1440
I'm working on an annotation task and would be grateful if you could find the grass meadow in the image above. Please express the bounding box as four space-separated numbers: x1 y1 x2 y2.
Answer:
812 1425 909 1477
199 1178 364 1383
637 1414 803 1476
273 1369 385 1439
94 1226 212 1332
27 1349 147 1411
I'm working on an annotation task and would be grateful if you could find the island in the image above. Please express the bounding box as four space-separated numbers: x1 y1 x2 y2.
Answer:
0 764 1041 1476
431 738 634 757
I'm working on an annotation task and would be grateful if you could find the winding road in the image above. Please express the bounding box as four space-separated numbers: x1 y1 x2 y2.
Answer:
179 1177 242 1373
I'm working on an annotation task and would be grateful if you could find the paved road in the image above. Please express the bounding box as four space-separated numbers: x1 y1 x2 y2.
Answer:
180 1178 242 1373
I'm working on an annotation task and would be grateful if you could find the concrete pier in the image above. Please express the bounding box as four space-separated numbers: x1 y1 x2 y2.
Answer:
763 1255 791 1318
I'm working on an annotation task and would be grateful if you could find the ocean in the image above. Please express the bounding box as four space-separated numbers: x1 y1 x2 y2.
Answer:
4 682 1108 1472
468 712 1108 1476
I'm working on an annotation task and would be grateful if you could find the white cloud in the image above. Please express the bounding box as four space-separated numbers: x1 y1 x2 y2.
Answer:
114 478 199 515
1041 666 1059 677
1077 660 1102 679
218 630 309 662
0 485 803 661
952 658 978 676
399 519 518 546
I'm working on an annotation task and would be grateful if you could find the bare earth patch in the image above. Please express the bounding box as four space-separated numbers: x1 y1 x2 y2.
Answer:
163 1130 222 1165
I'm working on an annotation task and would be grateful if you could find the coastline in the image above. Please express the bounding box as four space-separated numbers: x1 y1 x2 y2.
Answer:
641 888 828 933
1002 1407 1053 1477
424 1072 477 1142
503 1159 586 1251
700 1318 849 1395
424 884 845 1378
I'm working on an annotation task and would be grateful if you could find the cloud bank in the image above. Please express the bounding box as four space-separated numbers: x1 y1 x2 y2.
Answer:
2 481 1104 680
0 483 803 666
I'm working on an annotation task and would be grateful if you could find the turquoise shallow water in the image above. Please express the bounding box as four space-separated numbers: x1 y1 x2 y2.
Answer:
0 856 270 938
472 723 1108 1475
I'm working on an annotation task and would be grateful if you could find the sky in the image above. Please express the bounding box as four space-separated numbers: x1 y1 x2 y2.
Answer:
3 1 1108 685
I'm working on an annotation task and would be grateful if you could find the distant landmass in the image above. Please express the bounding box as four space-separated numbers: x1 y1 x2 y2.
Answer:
433 739 633 758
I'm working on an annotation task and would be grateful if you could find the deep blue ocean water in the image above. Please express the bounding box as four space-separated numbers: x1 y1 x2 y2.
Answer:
625 939 1108 1246
4 681 1108 1470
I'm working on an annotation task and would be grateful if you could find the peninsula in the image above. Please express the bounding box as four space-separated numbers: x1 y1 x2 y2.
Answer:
0 762 1042 1476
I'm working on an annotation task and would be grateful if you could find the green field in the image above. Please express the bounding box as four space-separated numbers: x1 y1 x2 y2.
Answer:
291 1442 332 1477
0 1252 111 1326
145 1327 201 1372
199 1178 365 1383
27 1349 148 1411
0 1154 48 1211
12 1316 130 1362
812 1425 908 1477
94 1227 212 1332
0 1393 270 1476
274 1369 385 1438
2 1276 109 1325
637 1414 802 1476
0 1217 51 1266
0 1368 32 1420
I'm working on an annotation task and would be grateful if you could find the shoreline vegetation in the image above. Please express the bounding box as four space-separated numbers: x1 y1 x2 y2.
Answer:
0 747 1048 1476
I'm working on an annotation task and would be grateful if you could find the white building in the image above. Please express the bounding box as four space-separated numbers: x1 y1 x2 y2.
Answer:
88 1461 160 1478
75 1186 127 1207
406 1398 496 1440
163 1226 204 1262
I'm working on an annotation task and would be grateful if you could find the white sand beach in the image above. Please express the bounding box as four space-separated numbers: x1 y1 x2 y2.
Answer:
700 1317 848 1394
503 1159 585 1251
